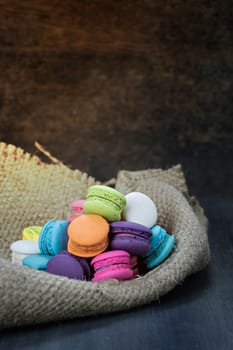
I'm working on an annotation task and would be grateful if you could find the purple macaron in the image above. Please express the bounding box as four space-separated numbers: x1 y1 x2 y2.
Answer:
109 221 152 256
59 251 91 280
46 251 90 280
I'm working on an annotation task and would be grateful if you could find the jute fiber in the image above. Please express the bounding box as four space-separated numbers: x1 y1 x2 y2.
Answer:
0 142 210 329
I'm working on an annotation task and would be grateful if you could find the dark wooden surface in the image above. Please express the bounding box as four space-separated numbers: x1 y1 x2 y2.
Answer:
0 1 233 349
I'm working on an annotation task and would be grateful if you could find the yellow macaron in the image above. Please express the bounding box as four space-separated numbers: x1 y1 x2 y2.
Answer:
22 226 42 240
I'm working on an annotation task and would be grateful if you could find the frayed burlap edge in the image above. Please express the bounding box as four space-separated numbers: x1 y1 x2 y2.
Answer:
0 142 210 329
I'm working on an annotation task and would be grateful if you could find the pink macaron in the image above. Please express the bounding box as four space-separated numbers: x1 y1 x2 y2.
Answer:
71 199 86 215
68 199 86 222
91 250 134 282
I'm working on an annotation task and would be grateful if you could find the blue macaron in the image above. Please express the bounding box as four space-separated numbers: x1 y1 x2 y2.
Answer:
22 254 52 270
143 225 175 269
38 220 69 255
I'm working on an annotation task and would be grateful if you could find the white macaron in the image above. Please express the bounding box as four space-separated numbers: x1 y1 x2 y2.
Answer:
10 240 41 265
123 192 157 228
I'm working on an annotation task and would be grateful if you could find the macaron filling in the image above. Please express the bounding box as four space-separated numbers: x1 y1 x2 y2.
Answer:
85 195 123 210
95 262 129 272
110 236 151 256
110 232 151 241
91 253 130 270
69 239 109 253
68 238 109 257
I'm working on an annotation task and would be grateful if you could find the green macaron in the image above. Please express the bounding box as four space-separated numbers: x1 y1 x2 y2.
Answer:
83 185 126 222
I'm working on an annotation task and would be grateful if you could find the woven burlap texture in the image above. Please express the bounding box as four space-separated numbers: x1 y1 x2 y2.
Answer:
0 142 210 329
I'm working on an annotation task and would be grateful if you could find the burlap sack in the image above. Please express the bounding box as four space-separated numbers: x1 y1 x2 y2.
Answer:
0 142 210 329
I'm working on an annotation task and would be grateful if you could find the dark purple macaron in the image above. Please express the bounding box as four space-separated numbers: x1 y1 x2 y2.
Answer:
46 252 84 280
109 221 152 256
57 251 91 280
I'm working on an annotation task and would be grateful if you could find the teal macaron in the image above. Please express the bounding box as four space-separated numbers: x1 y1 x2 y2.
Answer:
22 254 52 270
38 220 69 255
143 225 175 269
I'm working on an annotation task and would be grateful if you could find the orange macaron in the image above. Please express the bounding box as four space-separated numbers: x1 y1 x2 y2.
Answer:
67 214 109 258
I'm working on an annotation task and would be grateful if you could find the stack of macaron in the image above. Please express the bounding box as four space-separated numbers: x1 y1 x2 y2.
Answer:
10 185 175 282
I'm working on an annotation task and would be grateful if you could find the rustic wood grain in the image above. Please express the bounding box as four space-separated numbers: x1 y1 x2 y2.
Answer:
0 1 232 195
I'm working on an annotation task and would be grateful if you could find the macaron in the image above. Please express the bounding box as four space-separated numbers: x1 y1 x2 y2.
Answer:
58 250 91 280
68 214 78 223
67 214 109 258
38 220 69 256
130 256 139 277
71 199 86 216
68 199 86 222
83 185 126 222
22 226 42 240
46 251 86 280
22 254 52 270
91 250 134 282
123 192 157 228
109 221 152 256
143 225 175 269
10 240 41 265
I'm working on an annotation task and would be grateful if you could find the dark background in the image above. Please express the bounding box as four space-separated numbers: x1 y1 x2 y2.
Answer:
0 1 232 349
0 1 232 198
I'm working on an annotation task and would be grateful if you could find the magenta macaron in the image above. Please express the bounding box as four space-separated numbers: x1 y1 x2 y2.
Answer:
91 250 134 282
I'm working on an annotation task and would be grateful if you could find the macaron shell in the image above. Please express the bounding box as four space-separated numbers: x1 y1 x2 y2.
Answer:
22 226 42 240
83 199 121 222
38 220 55 254
39 220 69 255
145 234 175 269
142 225 166 259
109 234 151 256
47 220 69 255
68 214 78 223
11 251 28 265
92 266 134 282
71 199 86 215
58 250 91 280
86 185 126 209
46 254 84 280
150 225 167 250
123 192 157 228
10 240 41 255
130 256 139 277
23 254 52 270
